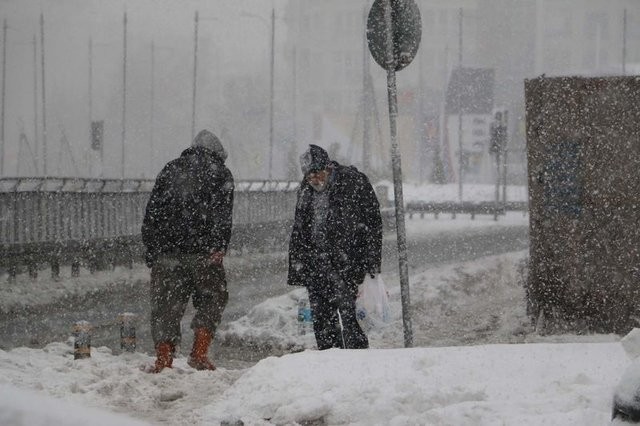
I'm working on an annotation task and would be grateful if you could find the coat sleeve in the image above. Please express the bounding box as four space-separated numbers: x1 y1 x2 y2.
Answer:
206 169 234 253
360 174 383 275
141 165 173 265
287 185 313 287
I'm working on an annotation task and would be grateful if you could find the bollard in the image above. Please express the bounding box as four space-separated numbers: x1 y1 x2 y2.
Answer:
51 259 60 280
28 263 38 279
73 321 92 359
117 313 137 352
71 260 80 277
8 265 17 283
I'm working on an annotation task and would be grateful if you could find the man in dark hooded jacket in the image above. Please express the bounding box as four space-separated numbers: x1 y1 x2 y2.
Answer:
288 144 382 349
142 129 234 372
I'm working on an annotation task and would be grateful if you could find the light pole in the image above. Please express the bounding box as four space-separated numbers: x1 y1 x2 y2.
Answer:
121 11 127 179
40 13 47 177
1 19 6 177
88 37 120 178
269 8 274 180
150 40 155 175
623 8 627 75
149 40 175 177
191 11 222 145
192 11 198 142
4 24 41 176
457 7 463 201
241 9 275 180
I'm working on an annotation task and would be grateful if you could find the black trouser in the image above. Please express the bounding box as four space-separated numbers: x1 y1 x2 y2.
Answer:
150 254 228 348
306 269 368 350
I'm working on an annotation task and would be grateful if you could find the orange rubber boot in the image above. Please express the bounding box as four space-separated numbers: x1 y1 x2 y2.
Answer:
188 328 216 371
152 342 174 373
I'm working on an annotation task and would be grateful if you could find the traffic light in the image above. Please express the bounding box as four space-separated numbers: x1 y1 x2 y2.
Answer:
91 120 104 151
489 110 507 155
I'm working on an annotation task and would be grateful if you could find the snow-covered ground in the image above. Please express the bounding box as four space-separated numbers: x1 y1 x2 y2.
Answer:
1 184 632 425
0 247 633 425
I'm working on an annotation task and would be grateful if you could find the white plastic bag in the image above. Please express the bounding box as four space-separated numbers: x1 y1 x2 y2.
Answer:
356 275 391 331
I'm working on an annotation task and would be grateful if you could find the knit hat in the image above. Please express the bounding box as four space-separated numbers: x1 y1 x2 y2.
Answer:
300 144 330 176
193 129 227 161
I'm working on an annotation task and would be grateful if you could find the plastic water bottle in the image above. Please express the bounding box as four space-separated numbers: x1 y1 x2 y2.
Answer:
297 299 313 335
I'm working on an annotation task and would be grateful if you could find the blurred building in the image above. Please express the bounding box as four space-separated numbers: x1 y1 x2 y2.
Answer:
283 0 480 182
282 0 640 184
445 67 494 182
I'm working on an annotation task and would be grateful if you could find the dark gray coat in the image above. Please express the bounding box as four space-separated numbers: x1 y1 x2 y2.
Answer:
287 162 382 290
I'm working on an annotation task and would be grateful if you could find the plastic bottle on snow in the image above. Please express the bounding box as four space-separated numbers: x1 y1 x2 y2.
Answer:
297 299 313 335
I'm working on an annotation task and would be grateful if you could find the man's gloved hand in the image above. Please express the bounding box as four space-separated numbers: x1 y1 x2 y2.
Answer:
145 252 155 269
210 251 225 266
367 266 379 279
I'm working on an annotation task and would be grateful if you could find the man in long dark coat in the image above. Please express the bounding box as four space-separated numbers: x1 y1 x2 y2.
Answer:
142 129 234 372
288 144 382 349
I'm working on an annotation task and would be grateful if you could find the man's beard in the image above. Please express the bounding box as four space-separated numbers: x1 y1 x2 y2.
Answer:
310 181 326 192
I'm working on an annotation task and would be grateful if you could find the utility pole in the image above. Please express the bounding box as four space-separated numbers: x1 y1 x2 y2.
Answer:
191 11 198 142
418 37 426 183
502 111 509 205
240 9 276 179
88 37 92 176
457 7 463 201
1 19 6 176
362 5 371 175
436 44 449 185
150 41 155 176
40 13 47 177
268 7 275 180
121 12 127 179
33 35 39 173
292 45 297 146
622 8 627 75
288 44 298 181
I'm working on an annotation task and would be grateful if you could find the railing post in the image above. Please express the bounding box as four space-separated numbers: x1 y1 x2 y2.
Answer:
8 264 16 282
71 259 80 277
51 257 60 279
28 262 37 279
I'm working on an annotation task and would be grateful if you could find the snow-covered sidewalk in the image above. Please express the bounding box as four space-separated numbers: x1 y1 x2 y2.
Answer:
0 338 629 425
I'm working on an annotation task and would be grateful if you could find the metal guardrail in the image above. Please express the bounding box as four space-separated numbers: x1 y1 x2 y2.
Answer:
0 177 529 280
0 177 299 280
378 200 528 229
406 200 528 219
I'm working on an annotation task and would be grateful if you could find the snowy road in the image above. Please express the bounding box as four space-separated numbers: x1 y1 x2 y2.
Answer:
0 223 528 366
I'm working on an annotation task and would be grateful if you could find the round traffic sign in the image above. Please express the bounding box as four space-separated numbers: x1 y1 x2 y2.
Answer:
367 0 422 72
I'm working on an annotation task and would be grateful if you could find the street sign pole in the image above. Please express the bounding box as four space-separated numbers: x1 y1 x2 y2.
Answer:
367 0 421 348
386 67 413 348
